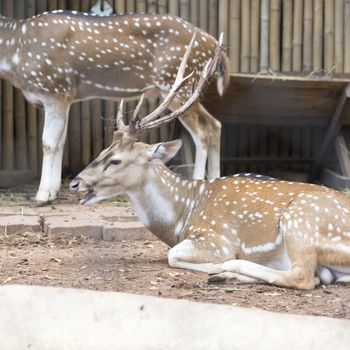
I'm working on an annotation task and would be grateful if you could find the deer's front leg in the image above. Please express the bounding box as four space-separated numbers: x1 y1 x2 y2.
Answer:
36 101 70 205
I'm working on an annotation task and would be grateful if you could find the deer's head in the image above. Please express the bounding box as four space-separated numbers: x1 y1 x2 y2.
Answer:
70 32 223 205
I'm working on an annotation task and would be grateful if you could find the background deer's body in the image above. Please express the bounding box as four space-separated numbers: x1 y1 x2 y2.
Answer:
0 10 228 204
72 139 350 290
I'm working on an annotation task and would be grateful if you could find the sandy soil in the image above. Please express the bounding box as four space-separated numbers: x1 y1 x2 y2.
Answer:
0 183 349 319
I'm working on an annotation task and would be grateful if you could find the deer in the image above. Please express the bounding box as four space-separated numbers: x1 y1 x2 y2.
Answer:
69 35 350 290
0 9 229 205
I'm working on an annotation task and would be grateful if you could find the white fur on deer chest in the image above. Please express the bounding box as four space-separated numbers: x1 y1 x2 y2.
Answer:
128 181 175 228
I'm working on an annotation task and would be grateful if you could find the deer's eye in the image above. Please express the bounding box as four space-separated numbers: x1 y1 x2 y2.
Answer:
103 159 121 171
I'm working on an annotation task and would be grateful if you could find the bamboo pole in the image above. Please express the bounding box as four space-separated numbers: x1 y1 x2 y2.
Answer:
0 81 2 170
91 100 103 159
158 0 168 14
250 0 260 72
67 0 82 175
313 0 324 71
136 1 146 14
58 0 66 9
126 0 135 12
260 0 269 72
344 0 350 72
2 0 14 170
292 0 303 72
199 0 208 31
324 0 335 73
303 0 313 71
115 0 126 13
14 1 28 170
218 0 229 48
208 0 218 37
282 0 293 72
179 0 190 21
334 0 344 73
104 102 115 148
147 0 157 13
25 0 38 174
81 101 91 167
168 0 179 16
241 0 251 72
36 0 49 174
190 0 199 27
48 0 58 11
229 0 241 73
78 2 92 168
80 0 91 12
269 0 281 71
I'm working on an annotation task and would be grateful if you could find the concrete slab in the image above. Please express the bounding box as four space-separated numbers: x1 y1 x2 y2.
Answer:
103 222 156 241
0 285 349 350
0 215 41 234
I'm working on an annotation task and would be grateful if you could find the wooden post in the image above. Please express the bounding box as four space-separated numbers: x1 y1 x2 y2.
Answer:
313 0 324 72
229 0 240 73
344 0 350 72
324 0 335 73
269 0 281 71
241 0 251 72
334 0 344 73
282 0 293 72
303 0 313 71
250 0 260 73
292 0 303 72
260 0 270 72
81 101 92 167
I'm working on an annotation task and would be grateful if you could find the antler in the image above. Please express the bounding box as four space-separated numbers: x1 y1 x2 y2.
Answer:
118 32 224 139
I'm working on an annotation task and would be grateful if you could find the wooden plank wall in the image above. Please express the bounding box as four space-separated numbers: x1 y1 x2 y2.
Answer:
0 0 349 177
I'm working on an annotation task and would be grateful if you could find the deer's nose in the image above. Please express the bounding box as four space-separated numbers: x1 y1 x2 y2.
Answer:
70 178 80 193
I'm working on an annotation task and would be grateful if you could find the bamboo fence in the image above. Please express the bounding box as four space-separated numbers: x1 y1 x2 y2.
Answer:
0 0 350 175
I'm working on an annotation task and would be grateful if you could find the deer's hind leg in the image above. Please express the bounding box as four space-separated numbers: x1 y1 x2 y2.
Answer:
168 238 258 283
220 212 321 290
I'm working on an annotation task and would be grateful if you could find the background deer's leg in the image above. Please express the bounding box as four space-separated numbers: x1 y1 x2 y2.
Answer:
199 104 222 179
178 110 208 180
35 101 70 205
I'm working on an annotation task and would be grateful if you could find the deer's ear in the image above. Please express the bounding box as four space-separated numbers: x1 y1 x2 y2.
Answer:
147 139 182 164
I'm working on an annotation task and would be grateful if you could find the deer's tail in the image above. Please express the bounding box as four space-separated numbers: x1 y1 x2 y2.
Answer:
216 51 230 96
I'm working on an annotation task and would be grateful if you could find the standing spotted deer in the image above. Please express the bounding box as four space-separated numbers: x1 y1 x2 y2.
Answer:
70 38 350 290
0 9 229 205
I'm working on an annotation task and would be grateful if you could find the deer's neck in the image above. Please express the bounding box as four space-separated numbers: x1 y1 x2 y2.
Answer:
126 164 199 247
0 16 20 79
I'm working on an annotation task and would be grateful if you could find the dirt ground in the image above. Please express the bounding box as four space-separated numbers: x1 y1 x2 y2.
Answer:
0 183 350 320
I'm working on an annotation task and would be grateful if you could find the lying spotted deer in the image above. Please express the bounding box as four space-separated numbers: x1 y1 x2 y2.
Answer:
0 9 229 205
70 35 350 291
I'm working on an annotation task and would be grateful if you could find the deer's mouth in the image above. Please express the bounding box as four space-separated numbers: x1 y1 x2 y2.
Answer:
80 189 96 205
